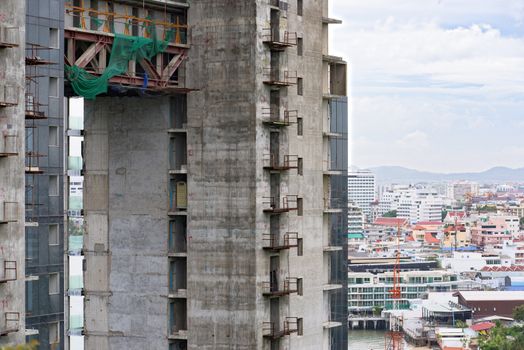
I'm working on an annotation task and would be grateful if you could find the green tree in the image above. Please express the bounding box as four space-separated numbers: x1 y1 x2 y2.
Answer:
477 205 497 213
383 210 397 218
513 304 524 321
372 306 383 316
455 320 468 328
441 209 448 221
520 217 524 229
478 323 524 350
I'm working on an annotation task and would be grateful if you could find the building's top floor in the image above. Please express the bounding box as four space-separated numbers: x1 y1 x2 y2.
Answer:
348 269 459 284
65 0 188 44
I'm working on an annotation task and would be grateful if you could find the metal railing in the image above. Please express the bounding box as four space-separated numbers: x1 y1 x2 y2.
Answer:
263 195 298 213
262 28 297 46
0 26 20 48
0 261 17 283
263 317 299 339
263 68 298 85
0 85 19 107
262 232 299 251
262 154 298 170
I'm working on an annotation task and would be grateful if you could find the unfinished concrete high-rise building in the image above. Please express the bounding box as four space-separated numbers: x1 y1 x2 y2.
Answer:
63 0 348 349
25 0 66 347
0 0 26 345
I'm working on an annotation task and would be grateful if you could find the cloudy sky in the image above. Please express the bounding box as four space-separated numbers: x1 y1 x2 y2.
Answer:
330 0 524 173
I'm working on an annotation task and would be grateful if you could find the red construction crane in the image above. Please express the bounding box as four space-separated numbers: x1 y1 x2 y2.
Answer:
385 224 404 350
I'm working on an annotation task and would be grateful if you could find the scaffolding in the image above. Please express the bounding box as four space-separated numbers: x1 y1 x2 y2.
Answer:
64 0 189 96
65 1 188 42
25 44 54 221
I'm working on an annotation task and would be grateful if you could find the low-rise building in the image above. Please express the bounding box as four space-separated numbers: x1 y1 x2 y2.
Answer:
441 252 510 273
455 291 524 319
442 224 471 249
471 216 519 247
347 233 365 251
348 270 466 311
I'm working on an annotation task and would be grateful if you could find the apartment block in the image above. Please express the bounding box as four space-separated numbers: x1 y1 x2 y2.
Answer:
348 270 463 311
63 0 348 349
348 169 375 222
25 0 66 347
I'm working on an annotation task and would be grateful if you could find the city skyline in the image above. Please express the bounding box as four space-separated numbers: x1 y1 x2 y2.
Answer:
332 0 524 173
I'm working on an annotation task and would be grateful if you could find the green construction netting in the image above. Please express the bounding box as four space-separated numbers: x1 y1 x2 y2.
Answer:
65 27 173 100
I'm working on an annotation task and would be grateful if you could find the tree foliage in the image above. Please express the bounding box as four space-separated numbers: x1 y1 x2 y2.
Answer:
513 304 524 322
476 205 497 212
455 320 468 328
478 323 524 350
383 210 397 218
372 306 383 316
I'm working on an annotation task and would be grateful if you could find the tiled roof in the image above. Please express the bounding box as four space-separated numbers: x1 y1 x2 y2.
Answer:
470 322 496 332
444 225 466 233
374 217 408 226
481 265 524 272
424 232 440 244
417 221 443 226
447 211 466 218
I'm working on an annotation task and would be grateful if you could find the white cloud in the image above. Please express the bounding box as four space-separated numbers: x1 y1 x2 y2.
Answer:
396 130 430 148
333 0 524 172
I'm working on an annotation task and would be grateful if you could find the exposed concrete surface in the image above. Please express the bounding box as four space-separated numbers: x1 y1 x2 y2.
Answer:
84 97 170 350
0 0 26 345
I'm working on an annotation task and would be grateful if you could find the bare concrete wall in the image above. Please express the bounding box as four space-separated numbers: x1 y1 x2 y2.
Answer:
84 97 170 350
186 1 259 349
0 0 26 346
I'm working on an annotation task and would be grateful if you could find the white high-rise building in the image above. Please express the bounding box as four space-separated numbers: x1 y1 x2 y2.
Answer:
348 169 376 222
397 188 444 223
348 203 364 234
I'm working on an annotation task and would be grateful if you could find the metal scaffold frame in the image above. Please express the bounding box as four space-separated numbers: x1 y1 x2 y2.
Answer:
64 0 190 95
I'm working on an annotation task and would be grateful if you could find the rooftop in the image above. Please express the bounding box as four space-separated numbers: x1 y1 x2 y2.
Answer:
470 322 496 332
456 291 524 301
417 221 443 226
374 217 408 226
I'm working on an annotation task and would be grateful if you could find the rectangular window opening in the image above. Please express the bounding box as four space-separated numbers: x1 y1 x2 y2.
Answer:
297 157 303 175
49 321 60 344
49 126 59 147
49 175 59 196
297 0 303 16
297 317 304 335
297 117 303 136
49 77 59 97
297 37 303 56
49 224 59 245
297 238 303 256
49 28 59 48
297 197 303 216
49 273 59 295
297 278 303 296
297 77 303 96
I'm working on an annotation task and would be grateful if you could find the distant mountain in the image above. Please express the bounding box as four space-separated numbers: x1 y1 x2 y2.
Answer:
367 166 524 184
